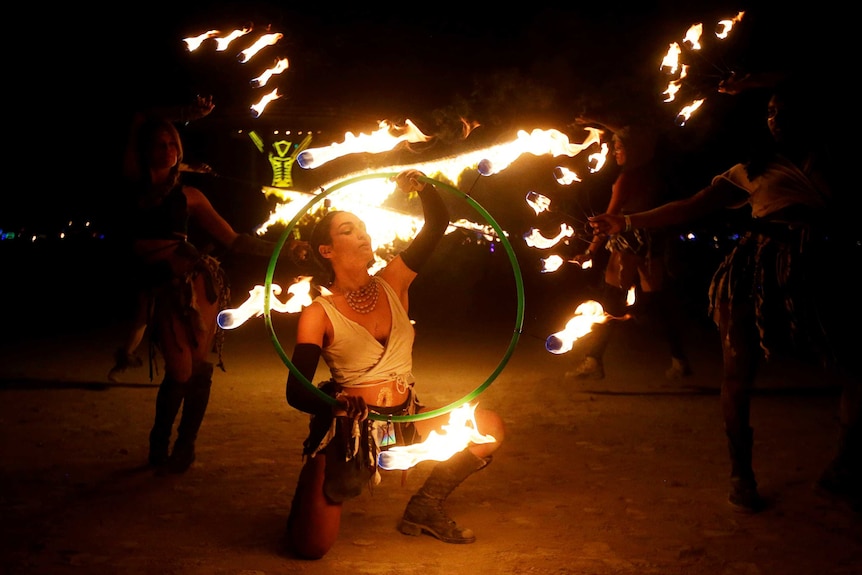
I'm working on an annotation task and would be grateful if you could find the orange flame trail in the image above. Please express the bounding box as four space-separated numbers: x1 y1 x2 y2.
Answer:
215 27 252 51
297 120 430 169
250 88 281 118
217 278 313 329
183 30 220 52
716 11 744 39
523 224 575 249
377 404 495 471
545 301 612 355
250 58 290 88
238 32 283 63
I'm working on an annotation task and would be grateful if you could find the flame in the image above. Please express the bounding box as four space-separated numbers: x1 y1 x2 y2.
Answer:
253 126 602 270
588 142 609 173
217 278 313 329
237 32 283 63
250 87 281 118
286 127 601 197
250 57 289 87
662 64 689 102
676 99 705 126
626 286 636 306
553 166 581 185
450 218 500 243
460 117 481 138
541 255 565 273
545 300 611 354
183 30 220 52
660 13 745 123
543 254 593 272
476 128 601 177
660 42 681 74
297 120 431 169
377 403 495 471
662 81 681 103
716 11 744 39
683 23 703 50
523 224 574 249
215 26 252 51
525 191 552 215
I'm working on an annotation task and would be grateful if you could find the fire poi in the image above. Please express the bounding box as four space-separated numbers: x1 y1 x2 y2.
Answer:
659 11 746 124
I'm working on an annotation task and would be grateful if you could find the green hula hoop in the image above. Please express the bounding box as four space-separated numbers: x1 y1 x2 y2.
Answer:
264 172 525 422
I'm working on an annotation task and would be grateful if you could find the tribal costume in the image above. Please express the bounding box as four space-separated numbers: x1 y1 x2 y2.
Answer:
129 184 231 374
707 156 833 364
707 152 861 512
295 278 423 501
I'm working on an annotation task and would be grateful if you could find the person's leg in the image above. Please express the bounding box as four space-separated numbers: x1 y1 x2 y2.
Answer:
167 360 212 473
814 300 862 507
399 408 503 543
570 283 627 379
108 291 149 382
166 273 220 473
159 274 224 473
639 288 692 379
147 297 194 468
718 300 764 512
635 253 691 379
147 283 195 471
285 455 344 559
148 373 184 466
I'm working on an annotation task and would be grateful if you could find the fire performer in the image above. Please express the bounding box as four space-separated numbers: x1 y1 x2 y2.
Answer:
570 115 691 380
118 107 308 473
588 79 860 513
284 169 505 559
109 95 217 382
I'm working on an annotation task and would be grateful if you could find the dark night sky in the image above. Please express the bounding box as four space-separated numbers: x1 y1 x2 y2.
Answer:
6 1 848 233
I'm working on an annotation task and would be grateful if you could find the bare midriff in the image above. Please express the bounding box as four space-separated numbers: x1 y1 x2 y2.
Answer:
342 379 410 409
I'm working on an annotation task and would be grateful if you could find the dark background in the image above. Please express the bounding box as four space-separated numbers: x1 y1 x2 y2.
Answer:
2 2 849 335
6 1 848 231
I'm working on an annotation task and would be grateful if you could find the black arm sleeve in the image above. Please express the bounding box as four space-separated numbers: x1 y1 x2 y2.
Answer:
400 183 449 272
286 343 330 415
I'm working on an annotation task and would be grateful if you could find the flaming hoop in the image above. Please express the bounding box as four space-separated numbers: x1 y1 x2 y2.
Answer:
264 173 525 422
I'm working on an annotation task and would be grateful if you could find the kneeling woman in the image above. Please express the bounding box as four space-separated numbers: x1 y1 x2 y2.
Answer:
284 170 505 559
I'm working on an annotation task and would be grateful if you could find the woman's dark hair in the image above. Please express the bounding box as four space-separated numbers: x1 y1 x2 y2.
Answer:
133 117 184 189
308 209 343 286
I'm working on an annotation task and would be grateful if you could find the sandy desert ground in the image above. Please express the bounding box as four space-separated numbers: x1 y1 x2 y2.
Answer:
1 239 860 575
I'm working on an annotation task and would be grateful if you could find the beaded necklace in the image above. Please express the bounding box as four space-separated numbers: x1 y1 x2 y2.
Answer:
343 277 379 314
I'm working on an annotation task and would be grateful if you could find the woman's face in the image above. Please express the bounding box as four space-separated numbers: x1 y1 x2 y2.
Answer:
767 93 807 144
613 139 627 166
148 129 180 171
323 212 374 267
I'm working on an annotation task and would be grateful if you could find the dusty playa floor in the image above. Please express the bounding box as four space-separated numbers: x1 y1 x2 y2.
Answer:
2 283 860 575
